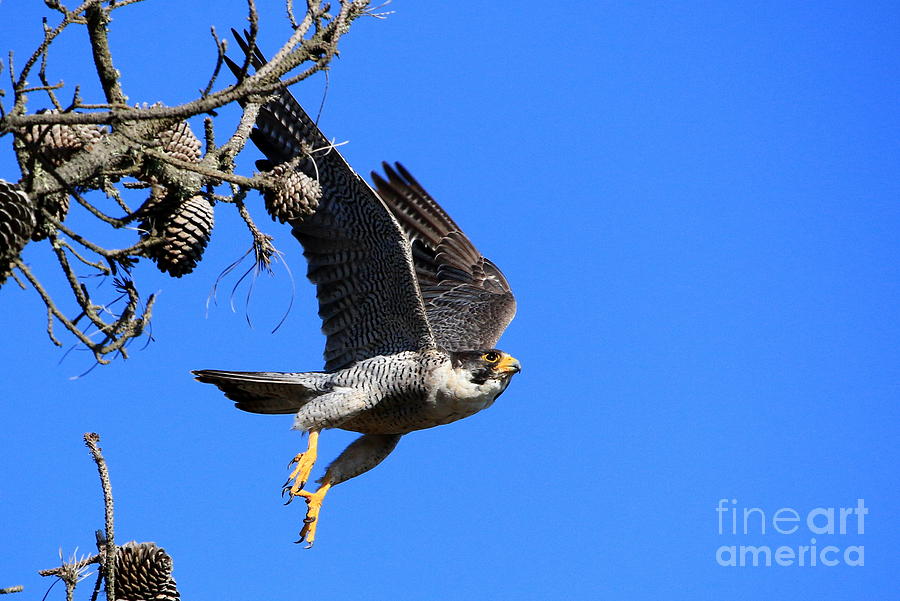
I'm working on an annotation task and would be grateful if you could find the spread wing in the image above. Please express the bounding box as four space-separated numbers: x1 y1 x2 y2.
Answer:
372 163 516 351
228 33 435 371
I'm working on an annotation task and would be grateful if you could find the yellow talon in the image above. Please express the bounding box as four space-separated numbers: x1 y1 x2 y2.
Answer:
285 431 319 496
296 481 332 548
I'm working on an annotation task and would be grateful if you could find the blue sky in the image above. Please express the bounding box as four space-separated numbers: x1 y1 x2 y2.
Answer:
1 1 897 599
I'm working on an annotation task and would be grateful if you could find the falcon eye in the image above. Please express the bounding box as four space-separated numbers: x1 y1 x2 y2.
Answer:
482 351 501 363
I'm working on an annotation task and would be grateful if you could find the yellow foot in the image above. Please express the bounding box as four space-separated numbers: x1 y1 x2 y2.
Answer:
283 431 319 499
296 482 332 548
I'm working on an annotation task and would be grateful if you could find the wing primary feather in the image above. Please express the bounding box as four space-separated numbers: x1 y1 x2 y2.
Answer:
225 31 436 370
372 162 517 350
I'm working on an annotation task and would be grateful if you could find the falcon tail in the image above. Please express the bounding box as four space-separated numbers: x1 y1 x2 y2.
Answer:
192 369 331 415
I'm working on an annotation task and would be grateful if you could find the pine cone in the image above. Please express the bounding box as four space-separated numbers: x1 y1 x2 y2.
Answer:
21 109 105 167
29 191 70 241
158 121 202 163
17 110 104 239
262 163 321 224
115 541 180 601
141 192 214 277
0 180 37 286
133 184 169 219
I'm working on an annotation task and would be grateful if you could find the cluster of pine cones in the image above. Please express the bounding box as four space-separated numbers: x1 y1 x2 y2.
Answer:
0 112 108 283
1 108 322 284
20 110 107 239
136 120 215 278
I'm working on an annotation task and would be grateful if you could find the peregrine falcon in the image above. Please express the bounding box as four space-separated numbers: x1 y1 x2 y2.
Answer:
193 34 519 546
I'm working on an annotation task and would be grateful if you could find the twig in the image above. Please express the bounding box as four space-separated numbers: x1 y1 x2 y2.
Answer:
83 433 115 601
85 2 127 105
38 552 99 601
236 0 260 82
213 99 261 164
13 258 110 362
38 556 100 578
17 83 65 95
87 568 103 601
47 306 63 347
101 178 132 213
0 587 24 595
37 45 64 111
59 239 110 273
201 26 227 98
142 145 258 187
13 256 154 364
14 1 95 98
286 0 299 29
3 2 369 132
236 196 277 269
53 217 159 259
50 236 104 329
107 0 151 11
9 270 27 290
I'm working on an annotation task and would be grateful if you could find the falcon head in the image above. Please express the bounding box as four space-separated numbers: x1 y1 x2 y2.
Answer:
451 349 521 385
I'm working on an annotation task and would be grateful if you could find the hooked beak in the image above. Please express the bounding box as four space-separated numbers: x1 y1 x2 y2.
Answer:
497 353 522 375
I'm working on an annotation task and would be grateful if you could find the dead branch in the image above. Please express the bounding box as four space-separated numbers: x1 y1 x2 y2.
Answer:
84 433 116 601
28 435 180 601
85 2 127 106
0 586 24 595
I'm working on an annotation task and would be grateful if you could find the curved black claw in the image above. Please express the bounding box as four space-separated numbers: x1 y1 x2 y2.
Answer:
282 486 297 505
294 525 313 547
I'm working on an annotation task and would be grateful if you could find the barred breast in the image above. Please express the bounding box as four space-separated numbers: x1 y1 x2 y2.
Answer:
334 349 505 435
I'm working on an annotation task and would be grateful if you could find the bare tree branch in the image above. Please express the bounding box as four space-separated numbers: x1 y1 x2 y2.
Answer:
85 1 128 106
28 435 181 601
84 433 116 601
